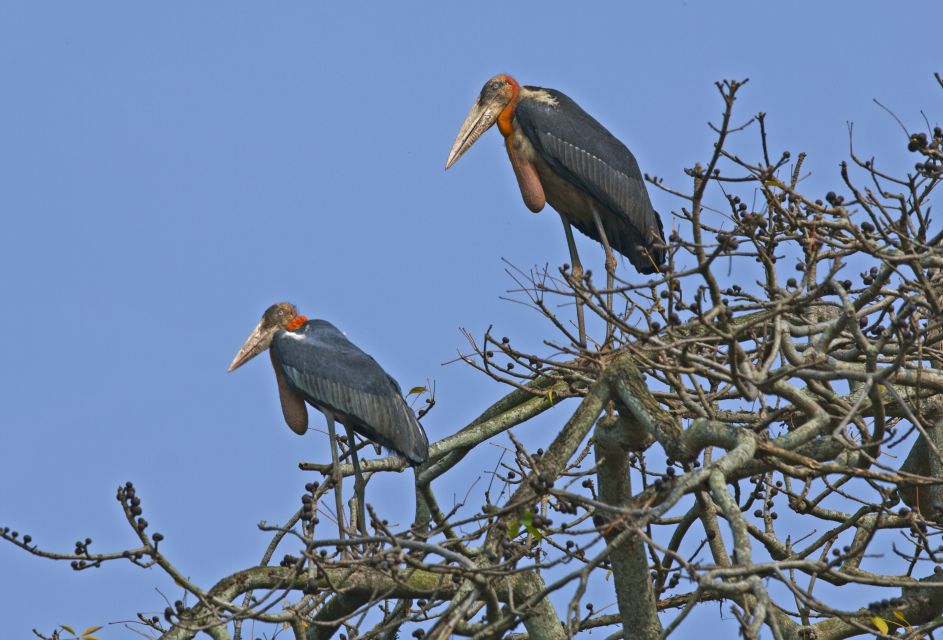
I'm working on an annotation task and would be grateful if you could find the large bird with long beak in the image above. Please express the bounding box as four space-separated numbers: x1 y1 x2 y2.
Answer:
228 303 429 530
446 75 666 342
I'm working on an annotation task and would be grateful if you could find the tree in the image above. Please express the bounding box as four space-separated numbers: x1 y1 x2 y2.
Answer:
5 76 943 640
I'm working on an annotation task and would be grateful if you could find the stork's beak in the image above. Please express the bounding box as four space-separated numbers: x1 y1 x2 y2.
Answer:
228 320 277 372
445 98 502 170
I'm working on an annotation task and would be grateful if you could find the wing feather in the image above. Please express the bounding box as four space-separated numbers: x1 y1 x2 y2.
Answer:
272 320 429 464
516 88 665 273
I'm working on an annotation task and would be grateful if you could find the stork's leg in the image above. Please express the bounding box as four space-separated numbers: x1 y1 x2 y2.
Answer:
559 213 587 349
324 413 347 545
590 205 617 346
344 424 368 536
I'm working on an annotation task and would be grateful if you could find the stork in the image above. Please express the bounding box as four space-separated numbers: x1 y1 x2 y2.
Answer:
447 74 665 345
228 302 428 534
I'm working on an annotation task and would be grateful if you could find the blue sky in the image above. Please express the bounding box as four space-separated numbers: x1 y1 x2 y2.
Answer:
1 1 940 637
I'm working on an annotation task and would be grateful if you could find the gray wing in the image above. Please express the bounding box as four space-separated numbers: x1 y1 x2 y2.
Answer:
516 87 665 273
272 320 429 464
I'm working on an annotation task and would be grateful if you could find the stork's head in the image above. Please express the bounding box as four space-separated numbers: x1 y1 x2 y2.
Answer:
227 302 307 372
445 74 520 169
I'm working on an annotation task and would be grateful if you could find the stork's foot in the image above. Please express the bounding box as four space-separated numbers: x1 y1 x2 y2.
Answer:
604 253 617 278
569 262 584 282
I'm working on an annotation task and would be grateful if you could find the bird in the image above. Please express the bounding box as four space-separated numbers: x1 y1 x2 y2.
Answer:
446 74 666 344
228 302 429 533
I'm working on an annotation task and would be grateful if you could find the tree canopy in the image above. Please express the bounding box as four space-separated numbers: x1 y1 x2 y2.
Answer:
5 76 943 640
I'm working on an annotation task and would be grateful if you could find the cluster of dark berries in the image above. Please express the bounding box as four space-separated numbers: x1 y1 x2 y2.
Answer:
825 191 845 206
301 482 319 525
69 535 98 570
715 233 739 253
830 279 854 294
749 475 781 521
907 131 942 176
117 481 149 533
531 514 552 528
0 527 31 547
554 498 577 515
74 537 92 555
826 544 856 566
861 266 879 286
651 473 674 493
365 554 393 571
498 536 524 562
164 599 188 622
530 472 553 494
917 156 941 177
136 612 161 628
729 194 750 218
867 596 906 613
279 553 301 568
739 212 768 235
908 132 931 152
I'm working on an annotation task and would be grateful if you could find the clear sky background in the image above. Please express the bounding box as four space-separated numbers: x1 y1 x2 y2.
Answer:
1 2 940 638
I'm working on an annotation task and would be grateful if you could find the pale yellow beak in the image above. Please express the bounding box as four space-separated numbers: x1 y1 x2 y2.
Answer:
445 98 501 170
227 319 277 372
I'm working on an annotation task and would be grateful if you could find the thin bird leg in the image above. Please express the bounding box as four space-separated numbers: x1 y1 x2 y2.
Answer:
344 423 368 536
324 412 348 547
590 204 617 347
560 213 587 349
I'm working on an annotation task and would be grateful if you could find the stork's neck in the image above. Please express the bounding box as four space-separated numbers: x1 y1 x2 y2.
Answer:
497 76 520 138
285 314 308 331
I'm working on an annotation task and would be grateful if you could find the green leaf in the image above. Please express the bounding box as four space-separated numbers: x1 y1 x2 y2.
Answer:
524 521 543 541
85 636 100 640
406 386 427 397
82 627 103 636
892 610 907 623
507 519 521 539
520 511 543 542
546 390 555 405
872 616 889 634
61 626 76 635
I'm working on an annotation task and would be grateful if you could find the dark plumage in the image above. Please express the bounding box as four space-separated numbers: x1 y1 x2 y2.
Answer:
272 319 428 465
446 73 666 276
228 303 428 531
228 302 429 465
514 88 665 273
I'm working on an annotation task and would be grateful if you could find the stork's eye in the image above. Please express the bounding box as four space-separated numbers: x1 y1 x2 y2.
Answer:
490 82 501 91
278 309 285 317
